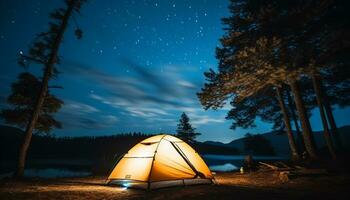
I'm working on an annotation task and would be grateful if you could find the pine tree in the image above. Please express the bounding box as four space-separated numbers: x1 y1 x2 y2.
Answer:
199 37 304 161
176 112 200 143
13 0 86 178
199 0 350 161
1 73 63 133
237 0 350 159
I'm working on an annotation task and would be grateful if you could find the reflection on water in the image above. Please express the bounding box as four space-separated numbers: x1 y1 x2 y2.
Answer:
203 154 287 172
209 163 238 172
24 168 91 178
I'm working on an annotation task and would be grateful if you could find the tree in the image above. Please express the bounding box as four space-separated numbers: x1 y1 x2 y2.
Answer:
240 0 350 159
176 112 200 143
13 0 86 178
199 0 348 160
275 86 300 160
323 66 350 151
199 37 304 161
1 73 63 133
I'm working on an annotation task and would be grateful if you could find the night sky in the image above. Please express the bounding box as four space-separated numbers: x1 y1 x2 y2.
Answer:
1 0 349 143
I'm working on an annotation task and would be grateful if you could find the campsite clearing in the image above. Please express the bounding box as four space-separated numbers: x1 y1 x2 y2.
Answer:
0 171 349 200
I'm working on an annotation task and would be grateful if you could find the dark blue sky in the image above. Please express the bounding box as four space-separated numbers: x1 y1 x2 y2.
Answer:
1 0 349 143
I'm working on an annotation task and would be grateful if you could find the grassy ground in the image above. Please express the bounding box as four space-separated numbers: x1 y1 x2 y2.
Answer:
0 171 349 200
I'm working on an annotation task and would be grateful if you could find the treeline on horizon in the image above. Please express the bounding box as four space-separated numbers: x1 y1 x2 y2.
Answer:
0 125 240 163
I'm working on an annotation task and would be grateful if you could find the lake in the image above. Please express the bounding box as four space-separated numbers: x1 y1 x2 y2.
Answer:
0 155 286 178
203 154 287 172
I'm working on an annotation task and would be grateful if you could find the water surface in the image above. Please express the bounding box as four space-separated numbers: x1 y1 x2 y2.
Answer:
203 154 287 172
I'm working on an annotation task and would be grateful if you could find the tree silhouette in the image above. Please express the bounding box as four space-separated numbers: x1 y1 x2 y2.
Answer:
176 112 200 143
13 0 86 178
199 0 350 161
1 73 63 133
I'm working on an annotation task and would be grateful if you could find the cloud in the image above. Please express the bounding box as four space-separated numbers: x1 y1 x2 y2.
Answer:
61 100 100 114
59 60 228 132
186 112 226 125
191 116 225 125
119 58 177 95
56 99 118 130
103 115 118 123
89 93 170 118
176 80 197 89
62 61 189 109
62 60 202 112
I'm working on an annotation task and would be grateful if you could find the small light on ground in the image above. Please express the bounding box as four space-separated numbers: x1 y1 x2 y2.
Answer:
240 167 244 174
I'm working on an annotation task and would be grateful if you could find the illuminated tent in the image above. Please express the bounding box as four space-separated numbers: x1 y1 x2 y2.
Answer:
106 134 214 189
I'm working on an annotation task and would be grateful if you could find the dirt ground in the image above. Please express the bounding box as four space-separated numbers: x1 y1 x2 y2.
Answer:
0 171 349 200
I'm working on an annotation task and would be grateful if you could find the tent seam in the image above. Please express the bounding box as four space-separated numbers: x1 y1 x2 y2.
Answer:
146 134 167 189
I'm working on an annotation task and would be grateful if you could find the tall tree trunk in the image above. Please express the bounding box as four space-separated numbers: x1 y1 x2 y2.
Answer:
286 88 304 151
324 97 343 151
14 2 76 178
311 74 337 160
289 79 318 160
276 86 300 161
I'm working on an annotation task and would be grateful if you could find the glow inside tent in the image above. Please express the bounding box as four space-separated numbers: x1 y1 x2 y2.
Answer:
107 134 214 189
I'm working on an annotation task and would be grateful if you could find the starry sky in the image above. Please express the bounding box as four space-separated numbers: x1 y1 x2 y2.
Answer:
1 0 349 143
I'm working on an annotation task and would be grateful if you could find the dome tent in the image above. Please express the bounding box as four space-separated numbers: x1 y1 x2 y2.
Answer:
106 134 214 189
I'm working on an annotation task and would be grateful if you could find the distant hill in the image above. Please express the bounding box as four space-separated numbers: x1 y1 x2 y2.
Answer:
203 141 227 147
207 125 350 157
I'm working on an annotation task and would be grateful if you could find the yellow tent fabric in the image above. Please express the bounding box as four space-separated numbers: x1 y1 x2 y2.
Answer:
107 134 214 189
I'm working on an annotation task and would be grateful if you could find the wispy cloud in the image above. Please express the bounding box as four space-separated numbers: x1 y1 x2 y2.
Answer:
62 61 189 108
176 80 197 89
187 112 226 125
61 100 100 114
56 100 118 130
59 60 228 132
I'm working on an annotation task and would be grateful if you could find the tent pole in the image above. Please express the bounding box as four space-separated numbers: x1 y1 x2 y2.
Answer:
169 141 204 178
146 135 166 189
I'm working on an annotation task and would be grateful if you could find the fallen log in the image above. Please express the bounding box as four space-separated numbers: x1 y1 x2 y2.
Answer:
277 161 291 169
295 165 307 170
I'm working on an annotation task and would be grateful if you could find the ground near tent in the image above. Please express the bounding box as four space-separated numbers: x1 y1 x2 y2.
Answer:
1 171 349 200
